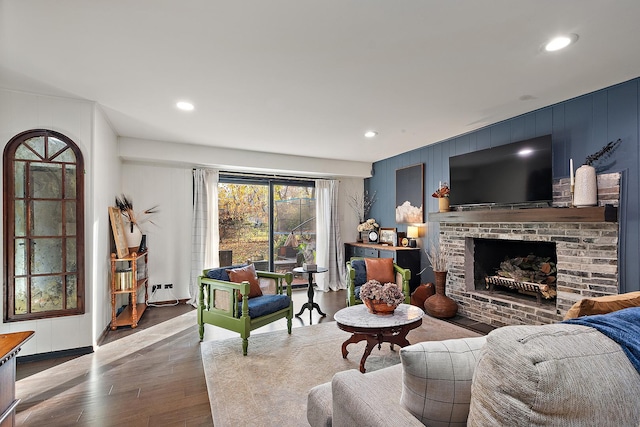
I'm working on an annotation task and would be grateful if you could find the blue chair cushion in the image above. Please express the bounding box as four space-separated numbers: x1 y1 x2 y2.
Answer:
355 285 361 300
236 294 291 318
351 259 367 286
206 264 247 282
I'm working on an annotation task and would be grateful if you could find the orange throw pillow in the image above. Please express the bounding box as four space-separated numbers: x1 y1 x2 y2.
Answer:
365 257 395 284
563 291 640 320
227 264 263 301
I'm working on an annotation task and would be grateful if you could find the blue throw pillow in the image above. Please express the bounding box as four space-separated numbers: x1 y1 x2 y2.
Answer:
206 264 247 282
236 294 291 318
351 259 367 286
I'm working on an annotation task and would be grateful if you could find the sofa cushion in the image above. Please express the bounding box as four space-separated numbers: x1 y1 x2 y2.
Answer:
227 264 263 300
307 382 333 427
365 257 395 284
400 336 487 427
563 291 640 319
331 365 423 427
205 264 246 282
351 259 367 287
467 322 640 426
236 294 290 318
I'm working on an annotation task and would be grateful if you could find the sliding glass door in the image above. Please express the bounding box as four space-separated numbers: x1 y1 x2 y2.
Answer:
218 176 315 275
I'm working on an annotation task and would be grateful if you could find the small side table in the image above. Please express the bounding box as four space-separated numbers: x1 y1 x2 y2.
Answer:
293 266 328 322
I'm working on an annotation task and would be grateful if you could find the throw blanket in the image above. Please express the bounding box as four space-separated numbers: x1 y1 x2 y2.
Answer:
563 306 640 374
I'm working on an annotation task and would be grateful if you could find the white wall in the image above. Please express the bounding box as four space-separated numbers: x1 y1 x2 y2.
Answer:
120 162 192 300
0 89 117 356
92 106 121 339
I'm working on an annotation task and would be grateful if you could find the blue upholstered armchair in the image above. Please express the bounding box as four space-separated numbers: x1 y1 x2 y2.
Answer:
198 264 293 355
346 257 411 306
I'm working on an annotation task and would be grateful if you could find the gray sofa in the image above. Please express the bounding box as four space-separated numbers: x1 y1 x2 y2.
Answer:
308 320 640 427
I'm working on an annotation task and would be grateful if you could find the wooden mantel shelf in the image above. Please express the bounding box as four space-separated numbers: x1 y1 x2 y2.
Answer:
429 205 618 223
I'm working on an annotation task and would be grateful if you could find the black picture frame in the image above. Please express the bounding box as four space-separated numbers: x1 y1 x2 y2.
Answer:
395 164 424 223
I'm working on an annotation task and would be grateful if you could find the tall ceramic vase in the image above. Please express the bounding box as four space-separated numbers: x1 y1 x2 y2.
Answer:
423 271 458 318
573 165 597 207
124 224 142 253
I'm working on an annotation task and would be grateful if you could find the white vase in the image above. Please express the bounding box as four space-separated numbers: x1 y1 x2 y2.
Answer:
124 224 143 252
573 165 597 207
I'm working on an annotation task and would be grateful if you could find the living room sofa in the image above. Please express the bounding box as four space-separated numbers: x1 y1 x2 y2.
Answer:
307 307 640 427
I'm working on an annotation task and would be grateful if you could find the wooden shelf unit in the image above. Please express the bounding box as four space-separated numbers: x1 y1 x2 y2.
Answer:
110 250 148 330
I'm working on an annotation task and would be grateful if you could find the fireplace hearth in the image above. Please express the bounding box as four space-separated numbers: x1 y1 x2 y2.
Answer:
470 238 557 305
430 173 620 327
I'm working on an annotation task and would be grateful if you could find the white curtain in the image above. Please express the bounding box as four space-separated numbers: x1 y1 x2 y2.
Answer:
188 168 219 306
315 179 346 291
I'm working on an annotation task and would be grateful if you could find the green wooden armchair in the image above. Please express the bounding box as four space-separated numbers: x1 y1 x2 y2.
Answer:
198 264 293 355
346 257 411 306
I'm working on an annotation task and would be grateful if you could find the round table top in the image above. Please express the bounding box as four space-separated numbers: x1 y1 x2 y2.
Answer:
293 266 328 273
334 303 424 328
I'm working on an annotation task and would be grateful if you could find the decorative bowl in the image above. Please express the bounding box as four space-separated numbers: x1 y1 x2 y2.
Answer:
363 298 398 315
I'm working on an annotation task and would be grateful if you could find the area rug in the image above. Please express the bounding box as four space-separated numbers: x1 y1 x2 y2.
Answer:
201 316 482 427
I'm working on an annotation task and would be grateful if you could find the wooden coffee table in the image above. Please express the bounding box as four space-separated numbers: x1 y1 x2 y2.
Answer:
334 303 424 373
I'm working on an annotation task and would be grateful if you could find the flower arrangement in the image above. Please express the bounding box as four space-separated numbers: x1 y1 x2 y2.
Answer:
357 218 379 232
431 182 450 198
359 279 405 306
115 194 159 233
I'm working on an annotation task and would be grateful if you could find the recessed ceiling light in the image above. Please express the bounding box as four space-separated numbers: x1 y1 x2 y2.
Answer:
364 131 378 138
176 101 194 111
544 34 578 52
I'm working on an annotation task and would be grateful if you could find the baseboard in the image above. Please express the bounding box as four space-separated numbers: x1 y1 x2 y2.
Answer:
17 346 93 364
148 298 190 306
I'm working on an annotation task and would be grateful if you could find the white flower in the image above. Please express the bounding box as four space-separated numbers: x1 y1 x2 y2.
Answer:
357 218 379 232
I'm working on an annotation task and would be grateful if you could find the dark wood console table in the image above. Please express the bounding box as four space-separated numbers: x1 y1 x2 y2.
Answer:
0 331 34 427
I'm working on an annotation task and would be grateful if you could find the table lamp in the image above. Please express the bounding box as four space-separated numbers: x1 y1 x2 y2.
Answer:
407 226 419 248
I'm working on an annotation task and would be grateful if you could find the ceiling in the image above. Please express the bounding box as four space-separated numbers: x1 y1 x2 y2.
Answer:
2 1 640 163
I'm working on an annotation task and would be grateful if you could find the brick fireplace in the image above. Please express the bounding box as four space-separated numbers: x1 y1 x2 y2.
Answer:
431 173 620 327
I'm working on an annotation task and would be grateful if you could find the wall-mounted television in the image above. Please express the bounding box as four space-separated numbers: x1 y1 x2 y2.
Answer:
449 135 553 207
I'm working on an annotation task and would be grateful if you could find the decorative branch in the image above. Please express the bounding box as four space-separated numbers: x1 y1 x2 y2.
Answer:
346 190 377 223
584 138 622 166
424 237 447 272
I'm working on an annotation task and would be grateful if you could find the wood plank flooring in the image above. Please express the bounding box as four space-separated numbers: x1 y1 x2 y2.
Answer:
16 288 348 427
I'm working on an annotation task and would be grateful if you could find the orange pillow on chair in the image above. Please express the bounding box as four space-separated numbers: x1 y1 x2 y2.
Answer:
227 264 263 301
365 258 395 284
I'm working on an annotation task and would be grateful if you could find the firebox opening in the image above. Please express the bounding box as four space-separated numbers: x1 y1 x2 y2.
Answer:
468 238 557 305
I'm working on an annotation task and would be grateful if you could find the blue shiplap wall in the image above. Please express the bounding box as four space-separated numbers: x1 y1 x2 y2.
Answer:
368 78 639 292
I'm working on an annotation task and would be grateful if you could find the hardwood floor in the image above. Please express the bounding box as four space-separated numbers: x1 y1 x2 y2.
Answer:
15 288 348 426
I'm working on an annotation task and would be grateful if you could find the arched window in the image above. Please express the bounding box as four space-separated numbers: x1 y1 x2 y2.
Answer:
3 129 85 321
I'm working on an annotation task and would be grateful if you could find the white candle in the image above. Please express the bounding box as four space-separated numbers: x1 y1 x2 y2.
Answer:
439 181 442 190
570 159 574 186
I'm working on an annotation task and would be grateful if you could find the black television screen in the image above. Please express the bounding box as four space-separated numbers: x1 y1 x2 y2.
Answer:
449 135 553 206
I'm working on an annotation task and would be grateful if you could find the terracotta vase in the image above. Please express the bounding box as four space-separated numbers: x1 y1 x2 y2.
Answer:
438 197 450 212
363 298 397 315
423 271 458 318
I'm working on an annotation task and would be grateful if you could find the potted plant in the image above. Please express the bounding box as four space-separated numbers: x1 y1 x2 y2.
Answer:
423 237 458 318
115 194 158 251
431 182 450 212
359 279 405 315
